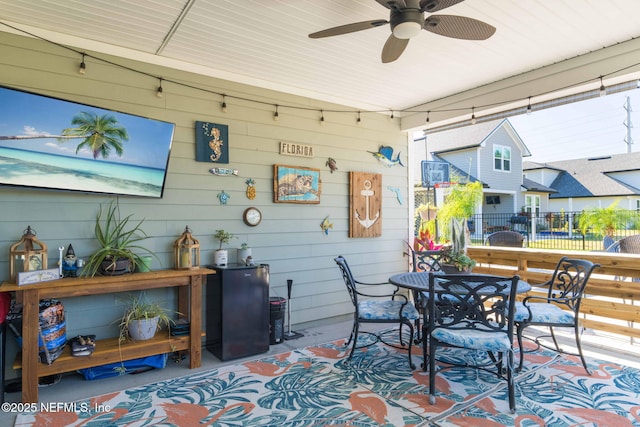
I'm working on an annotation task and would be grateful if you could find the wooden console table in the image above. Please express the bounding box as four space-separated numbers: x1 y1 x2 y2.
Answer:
1 268 214 403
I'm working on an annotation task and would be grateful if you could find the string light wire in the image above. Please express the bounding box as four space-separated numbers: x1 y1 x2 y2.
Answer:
2 20 639 126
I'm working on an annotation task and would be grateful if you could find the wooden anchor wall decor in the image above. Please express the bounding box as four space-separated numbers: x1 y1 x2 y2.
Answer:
349 171 382 238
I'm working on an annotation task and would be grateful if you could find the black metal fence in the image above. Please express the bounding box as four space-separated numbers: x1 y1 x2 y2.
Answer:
466 211 640 252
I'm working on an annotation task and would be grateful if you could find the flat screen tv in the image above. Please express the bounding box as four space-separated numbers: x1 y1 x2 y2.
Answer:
0 86 174 198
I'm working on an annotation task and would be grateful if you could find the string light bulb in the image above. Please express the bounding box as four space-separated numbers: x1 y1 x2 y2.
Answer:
320 110 325 125
426 111 430 123
221 94 227 113
390 110 394 119
599 76 607 97
526 97 532 115
470 107 477 125
79 54 86 75
356 111 361 126
156 78 164 98
273 105 279 121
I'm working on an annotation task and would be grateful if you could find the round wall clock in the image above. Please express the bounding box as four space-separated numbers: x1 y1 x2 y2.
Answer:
243 207 262 226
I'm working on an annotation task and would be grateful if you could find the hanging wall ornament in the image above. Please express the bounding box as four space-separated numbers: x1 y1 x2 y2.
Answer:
320 216 333 235
368 145 404 167
209 167 238 176
217 190 230 205
325 157 338 173
245 178 256 200
196 121 229 164
387 186 403 205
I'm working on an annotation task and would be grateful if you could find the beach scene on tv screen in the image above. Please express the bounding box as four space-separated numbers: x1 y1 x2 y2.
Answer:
0 87 174 198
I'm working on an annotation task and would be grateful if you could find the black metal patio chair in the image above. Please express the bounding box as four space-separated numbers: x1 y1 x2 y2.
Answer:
513 256 599 374
404 243 445 344
604 234 640 344
334 255 419 369
427 273 520 413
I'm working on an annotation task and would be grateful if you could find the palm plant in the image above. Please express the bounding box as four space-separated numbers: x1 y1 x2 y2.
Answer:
578 200 628 249
59 111 129 159
436 181 483 271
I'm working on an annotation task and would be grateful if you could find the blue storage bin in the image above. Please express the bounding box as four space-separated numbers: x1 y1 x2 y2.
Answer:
78 353 168 380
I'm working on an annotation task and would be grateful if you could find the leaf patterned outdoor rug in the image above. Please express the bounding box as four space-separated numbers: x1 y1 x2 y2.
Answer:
14 330 640 426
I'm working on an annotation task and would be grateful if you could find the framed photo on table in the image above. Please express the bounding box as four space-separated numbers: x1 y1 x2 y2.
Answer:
273 164 321 204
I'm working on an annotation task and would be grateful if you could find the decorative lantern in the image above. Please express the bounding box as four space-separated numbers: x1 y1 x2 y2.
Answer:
174 226 200 270
9 225 48 283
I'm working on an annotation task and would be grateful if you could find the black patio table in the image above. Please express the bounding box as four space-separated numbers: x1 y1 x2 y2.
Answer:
388 271 531 368
388 272 531 295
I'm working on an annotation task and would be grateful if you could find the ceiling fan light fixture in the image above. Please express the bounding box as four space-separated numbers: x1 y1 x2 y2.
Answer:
390 9 424 39
393 21 422 39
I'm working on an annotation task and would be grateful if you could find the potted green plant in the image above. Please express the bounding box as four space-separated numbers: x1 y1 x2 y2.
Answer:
213 229 236 266
439 246 477 272
237 242 252 265
436 181 483 272
116 293 175 342
82 200 156 277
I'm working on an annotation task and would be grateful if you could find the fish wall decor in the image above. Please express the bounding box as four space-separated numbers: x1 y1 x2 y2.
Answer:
368 145 404 167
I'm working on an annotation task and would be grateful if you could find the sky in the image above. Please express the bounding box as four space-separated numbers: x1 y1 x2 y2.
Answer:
509 88 640 164
0 87 174 169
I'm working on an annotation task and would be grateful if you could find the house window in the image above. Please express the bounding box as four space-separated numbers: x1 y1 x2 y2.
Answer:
494 145 511 172
524 195 540 216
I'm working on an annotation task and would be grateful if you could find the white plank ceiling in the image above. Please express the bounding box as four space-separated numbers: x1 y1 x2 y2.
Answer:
1 0 639 116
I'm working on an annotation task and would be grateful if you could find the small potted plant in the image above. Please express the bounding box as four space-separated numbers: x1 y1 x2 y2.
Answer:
214 229 236 266
116 293 175 342
237 242 252 265
82 200 157 277
440 246 477 272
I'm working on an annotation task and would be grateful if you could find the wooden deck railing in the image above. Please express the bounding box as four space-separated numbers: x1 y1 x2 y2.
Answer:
468 246 640 340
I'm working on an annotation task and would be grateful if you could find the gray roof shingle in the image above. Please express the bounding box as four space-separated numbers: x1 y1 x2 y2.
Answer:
524 152 640 198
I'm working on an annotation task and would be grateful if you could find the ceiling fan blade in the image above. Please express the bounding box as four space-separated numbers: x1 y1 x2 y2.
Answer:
424 14 496 40
309 20 388 38
381 34 410 63
419 0 465 13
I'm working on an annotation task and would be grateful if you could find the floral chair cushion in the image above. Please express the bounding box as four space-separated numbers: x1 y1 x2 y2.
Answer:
431 322 511 352
513 302 575 324
358 300 419 321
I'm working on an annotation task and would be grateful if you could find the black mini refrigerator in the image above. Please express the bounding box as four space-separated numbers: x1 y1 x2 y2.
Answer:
205 264 269 360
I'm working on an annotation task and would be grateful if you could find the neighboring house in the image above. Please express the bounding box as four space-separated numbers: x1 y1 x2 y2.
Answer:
524 153 640 212
415 118 555 233
414 120 640 242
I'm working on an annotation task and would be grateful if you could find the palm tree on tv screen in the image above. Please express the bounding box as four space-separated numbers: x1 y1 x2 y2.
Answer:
0 111 129 160
59 111 129 159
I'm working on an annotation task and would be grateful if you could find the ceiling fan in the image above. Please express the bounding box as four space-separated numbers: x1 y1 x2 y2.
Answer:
309 0 496 63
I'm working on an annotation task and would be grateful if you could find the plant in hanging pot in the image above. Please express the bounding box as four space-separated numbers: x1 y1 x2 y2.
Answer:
213 229 236 266
82 200 157 277
116 293 175 342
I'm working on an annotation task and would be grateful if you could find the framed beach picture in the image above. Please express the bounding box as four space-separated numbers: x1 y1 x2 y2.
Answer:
273 164 321 204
